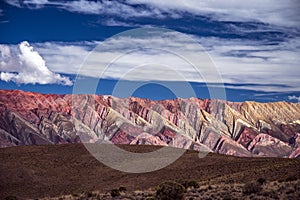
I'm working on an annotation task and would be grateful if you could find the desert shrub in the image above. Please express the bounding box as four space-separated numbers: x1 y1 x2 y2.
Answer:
156 181 186 200
289 137 296 146
72 193 79 197
86 192 93 197
225 178 234 184
180 180 199 189
210 193 216 199
222 193 232 200
285 189 294 195
119 186 127 192
5 196 18 200
285 176 297 182
243 182 262 195
110 188 120 197
278 179 284 183
262 191 272 197
146 196 156 200
257 177 266 185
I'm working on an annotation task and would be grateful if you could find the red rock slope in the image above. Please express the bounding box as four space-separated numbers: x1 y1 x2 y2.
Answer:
0 90 299 158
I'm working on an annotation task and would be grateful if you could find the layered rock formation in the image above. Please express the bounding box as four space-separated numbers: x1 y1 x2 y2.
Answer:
0 89 299 158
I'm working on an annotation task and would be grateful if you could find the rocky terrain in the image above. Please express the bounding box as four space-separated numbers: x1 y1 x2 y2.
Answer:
0 89 300 157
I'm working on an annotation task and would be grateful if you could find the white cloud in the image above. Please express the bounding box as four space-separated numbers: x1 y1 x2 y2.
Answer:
4 0 21 8
56 0 166 18
100 18 152 28
288 95 300 102
1 31 299 92
101 19 135 27
128 0 300 27
5 0 165 18
194 36 300 91
3 31 296 92
0 44 11 58
6 0 48 8
24 0 48 8
0 41 72 85
5 0 300 28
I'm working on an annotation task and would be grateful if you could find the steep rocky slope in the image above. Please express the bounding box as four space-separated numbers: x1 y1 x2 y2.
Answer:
0 89 299 157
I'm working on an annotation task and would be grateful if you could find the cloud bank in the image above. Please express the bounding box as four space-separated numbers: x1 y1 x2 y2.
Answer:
0 30 297 92
2 1 299 92
0 41 72 85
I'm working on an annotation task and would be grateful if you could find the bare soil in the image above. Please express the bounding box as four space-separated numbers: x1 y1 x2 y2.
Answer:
0 144 299 199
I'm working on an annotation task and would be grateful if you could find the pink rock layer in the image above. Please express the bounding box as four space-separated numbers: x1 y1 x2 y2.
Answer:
0 90 299 158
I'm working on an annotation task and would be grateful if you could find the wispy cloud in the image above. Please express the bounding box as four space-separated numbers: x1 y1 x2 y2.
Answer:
6 0 166 18
99 18 154 28
101 19 137 27
128 0 300 28
1 30 298 92
5 0 300 28
288 95 300 102
0 41 72 85
5 0 48 9
195 36 300 91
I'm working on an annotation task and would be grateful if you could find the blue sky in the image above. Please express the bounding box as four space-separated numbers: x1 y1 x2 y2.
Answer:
0 0 299 102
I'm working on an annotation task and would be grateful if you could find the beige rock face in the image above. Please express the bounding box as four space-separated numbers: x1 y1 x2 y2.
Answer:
0 90 299 158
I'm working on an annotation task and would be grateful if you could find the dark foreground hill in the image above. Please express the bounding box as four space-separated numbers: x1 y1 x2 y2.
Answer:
1 144 299 199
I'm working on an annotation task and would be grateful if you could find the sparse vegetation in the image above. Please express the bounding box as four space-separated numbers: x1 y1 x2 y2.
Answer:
34 179 300 199
222 193 232 200
285 176 297 182
119 186 127 192
5 196 18 200
156 181 186 200
86 191 93 197
146 196 156 200
179 180 200 189
110 188 120 198
243 181 262 195
257 177 266 185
